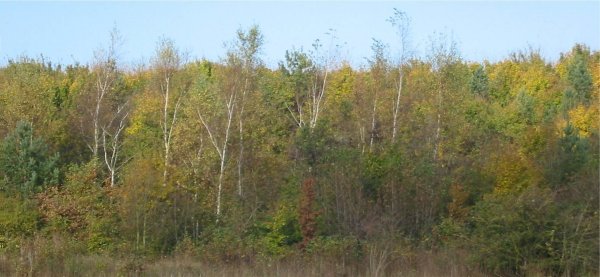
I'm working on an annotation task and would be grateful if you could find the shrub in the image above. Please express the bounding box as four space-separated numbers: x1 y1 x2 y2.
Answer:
0 194 39 240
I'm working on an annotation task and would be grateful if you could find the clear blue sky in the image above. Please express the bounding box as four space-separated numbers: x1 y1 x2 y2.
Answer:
1 1 598 68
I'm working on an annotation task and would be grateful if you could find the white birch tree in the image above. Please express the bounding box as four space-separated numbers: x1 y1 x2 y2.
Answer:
80 27 131 186
102 102 130 187
282 32 339 132
388 9 411 142
229 25 263 197
367 39 390 152
195 64 237 221
87 27 121 159
152 38 188 186
197 94 235 221
427 33 459 161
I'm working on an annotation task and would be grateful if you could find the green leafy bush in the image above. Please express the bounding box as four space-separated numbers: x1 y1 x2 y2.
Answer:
462 186 599 276
0 195 39 241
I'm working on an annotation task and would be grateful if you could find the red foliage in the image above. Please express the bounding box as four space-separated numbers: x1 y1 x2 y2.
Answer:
299 177 319 250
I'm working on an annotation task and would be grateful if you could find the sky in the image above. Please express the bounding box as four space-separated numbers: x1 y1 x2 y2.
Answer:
0 1 599 69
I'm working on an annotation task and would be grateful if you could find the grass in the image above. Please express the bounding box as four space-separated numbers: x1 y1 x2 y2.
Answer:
0 247 486 277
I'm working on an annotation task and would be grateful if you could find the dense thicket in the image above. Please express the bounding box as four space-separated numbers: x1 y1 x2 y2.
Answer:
0 25 598 276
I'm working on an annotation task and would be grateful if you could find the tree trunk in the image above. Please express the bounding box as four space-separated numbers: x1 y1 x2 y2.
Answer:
162 77 170 186
392 70 404 141
433 83 442 161
369 90 378 152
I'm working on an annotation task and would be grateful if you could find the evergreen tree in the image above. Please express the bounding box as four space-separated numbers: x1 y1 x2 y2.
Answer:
566 45 593 106
556 123 589 184
561 45 593 112
470 65 489 97
0 121 59 196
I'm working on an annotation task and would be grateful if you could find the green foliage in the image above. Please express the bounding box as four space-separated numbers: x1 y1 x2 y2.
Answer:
250 202 301 257
465 187 561 275
0 121 59 196
516 90 536 124
199 226 247 262
554 202 599 276
551 123 590 186
469 65 489 97
566 46 593 104
295 122 333 167
278 49 315 109
361 153 386 200
0 195 39 241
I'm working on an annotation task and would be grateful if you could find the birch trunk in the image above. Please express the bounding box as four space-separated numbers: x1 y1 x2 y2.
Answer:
369 92 378 152
162 77 170 186
392 71 404 141
198 91 236 221
102 106 129 187
237 77 249 197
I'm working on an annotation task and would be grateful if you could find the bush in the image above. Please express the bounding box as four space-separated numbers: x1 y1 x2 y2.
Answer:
248 202 301 257
37 162 120 253
200 226 247 263
0 194 39 240
460 186 599 276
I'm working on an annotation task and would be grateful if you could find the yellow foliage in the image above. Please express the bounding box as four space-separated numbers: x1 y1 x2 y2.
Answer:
126 114 144 136
521 64 550 94
555 58 569 80
124 71 148 90
487 60 520 97
490 149 539 195
327 64 354 104
568 105 599 137
126 91 161 136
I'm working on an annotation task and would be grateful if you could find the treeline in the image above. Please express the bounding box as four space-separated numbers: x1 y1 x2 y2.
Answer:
0 22 598 276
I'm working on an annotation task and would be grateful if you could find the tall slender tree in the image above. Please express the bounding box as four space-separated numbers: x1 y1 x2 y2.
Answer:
88 27 121 160
230 25 263 197
367 39 390 152
388 9 411 141
152 38 188 186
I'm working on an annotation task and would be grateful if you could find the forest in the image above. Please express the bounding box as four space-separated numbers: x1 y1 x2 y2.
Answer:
0 13 598 276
